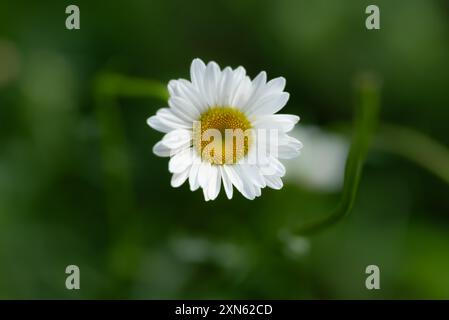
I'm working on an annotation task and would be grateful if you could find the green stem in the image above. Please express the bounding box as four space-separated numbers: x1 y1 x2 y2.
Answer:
328 122 449 186
293 75 381 235
375 123 449 185
95 72 169 101
93 72 167 296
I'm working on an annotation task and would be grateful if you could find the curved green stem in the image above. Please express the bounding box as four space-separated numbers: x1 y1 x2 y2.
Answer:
93 72 167 296
95 72 169 101
375 123 449 185
293 75 381 235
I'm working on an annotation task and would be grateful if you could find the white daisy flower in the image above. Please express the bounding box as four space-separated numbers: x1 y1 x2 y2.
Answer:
147 58 302 201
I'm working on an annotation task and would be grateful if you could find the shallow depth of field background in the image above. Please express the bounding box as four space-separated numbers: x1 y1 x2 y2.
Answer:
1 0 449 299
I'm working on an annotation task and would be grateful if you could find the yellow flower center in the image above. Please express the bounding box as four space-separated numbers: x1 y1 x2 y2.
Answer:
193 107 252 165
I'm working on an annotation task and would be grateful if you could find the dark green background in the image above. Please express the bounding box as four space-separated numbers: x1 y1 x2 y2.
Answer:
0 0 448 298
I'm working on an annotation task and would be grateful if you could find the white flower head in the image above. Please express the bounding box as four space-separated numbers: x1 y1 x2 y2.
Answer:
147 58 302 201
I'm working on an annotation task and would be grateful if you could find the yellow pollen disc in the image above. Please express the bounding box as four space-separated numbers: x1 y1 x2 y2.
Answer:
193 107 252 165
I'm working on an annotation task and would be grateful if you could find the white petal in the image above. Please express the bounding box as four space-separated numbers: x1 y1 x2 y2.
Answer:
252 114 299 132
147 116 173 133
203 186 210 201
220 67 237 106
167 80 177 96
265 77 286 94
278 136 303 159
171 167 190 188
220 166 233 199
168 96 200 122
147 108 191 133
223 165 242 191
241 71 267 113
233 164 257 200
207 165 221 200
278 134 302 159
189 161 201 191
217 67 232 107
161 129 192 149
156 108 191 126
248 92 290 116
204 61 221 107
257 160 272 176
255 185 262 197
264 175 283 190
198 161 212 188
168 148 193 173
190 58 206 90
244 76 286 113
225 66 246 107
153 141 172 157
231 76 253 108
176 79 208 113
266 156 286 177
225 164 256 200
241 164 266 188
278 145 301 159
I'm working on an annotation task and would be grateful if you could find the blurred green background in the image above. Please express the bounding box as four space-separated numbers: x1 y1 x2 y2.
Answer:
1 0 449 299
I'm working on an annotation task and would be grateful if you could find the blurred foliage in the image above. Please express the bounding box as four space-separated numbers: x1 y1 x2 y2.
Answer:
0 0 449 299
